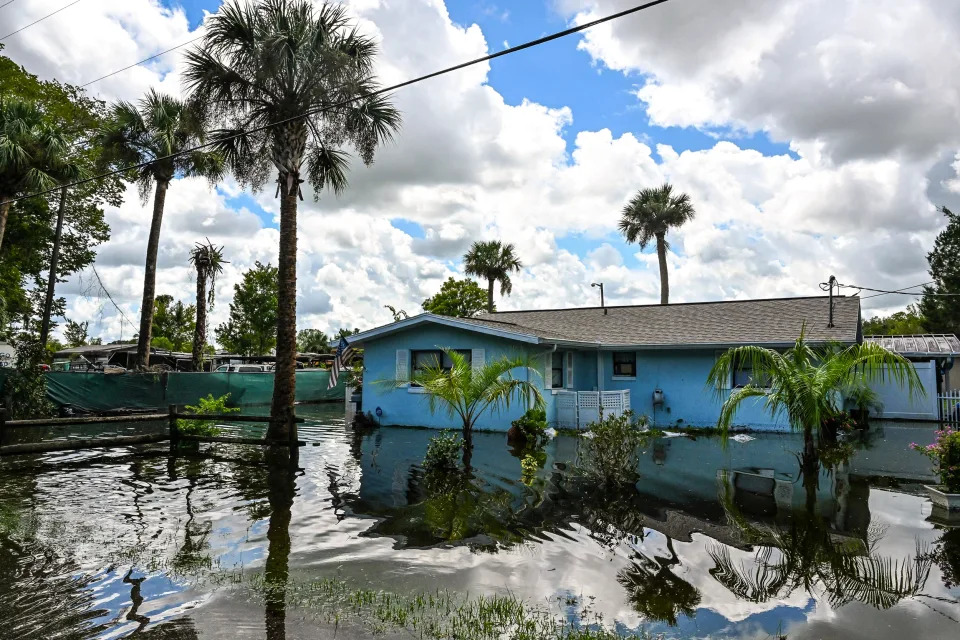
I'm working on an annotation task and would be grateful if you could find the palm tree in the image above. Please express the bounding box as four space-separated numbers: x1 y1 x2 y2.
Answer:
618 183 695 305
463 240 522 313
395 348 544 466
188 239 226 371
0 98 78 252
98 90 223 369
708 329 922 469
184 0 401 438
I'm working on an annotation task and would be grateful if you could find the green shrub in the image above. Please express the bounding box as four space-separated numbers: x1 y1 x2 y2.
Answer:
519 452 546 485
6 338 54 419
912 426 960 492
177 393 238 436
423 431 463 473
578 410 648 486
511 408 548 446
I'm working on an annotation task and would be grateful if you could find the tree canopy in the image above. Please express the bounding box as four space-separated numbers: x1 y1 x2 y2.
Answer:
919 206 960 333
215 261 279 356
463 241 521 313
297 329 331 353
422 278 489 318
152 294 196 352
862 304 926 336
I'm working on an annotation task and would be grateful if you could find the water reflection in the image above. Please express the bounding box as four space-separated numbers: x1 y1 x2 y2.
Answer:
0 411 957 639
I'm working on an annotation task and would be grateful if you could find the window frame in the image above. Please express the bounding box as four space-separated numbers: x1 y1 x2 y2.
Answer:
410 349 472 388
550 351 565 389
611 351 637 379
732 355 772 389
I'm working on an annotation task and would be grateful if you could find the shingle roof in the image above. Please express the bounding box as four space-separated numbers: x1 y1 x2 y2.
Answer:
865 334 960 356
474 296 860 347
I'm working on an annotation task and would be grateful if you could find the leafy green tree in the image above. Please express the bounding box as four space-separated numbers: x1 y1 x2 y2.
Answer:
215 261 279 356
709 330 922 470
63 319 89 347
619 183 696 305
335 327 360 341
189 239 226 370
463 241 522 313
862 304 927 335
296 329 330 353
422 278 489 318
152 294 196 352
151 335 176 351
98 90 223 369
184 0 402 437
920 206 960 333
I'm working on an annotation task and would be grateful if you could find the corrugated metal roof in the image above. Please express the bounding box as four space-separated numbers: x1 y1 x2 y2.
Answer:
864 334 960 356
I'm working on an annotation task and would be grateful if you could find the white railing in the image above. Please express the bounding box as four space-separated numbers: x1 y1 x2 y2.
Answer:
939 389 960 424
554 390 631 429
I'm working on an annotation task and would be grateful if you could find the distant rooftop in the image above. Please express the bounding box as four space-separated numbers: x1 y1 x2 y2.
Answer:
864 334 960 357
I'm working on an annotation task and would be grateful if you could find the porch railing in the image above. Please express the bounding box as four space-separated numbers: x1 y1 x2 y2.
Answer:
938 389 960 425
555 390 631 430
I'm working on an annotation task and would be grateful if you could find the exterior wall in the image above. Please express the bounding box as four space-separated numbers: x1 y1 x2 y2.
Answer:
867 359 938 421
598 349 791 431
360 325 550 431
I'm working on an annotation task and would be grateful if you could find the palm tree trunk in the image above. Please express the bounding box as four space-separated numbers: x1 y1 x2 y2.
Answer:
192 272 206 371
462 422 474 472
264 448 295 640
268 177 299 440
0 197 12 253
487 278 495 313
136 180 169 369
656 232 669 305
40 187 68 348
802 426 819 511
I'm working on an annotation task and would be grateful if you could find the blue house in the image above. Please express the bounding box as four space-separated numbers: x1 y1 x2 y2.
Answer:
348 296 862 432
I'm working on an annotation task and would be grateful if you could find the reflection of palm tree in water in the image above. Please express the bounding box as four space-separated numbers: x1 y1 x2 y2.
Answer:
122 568 150 633
619 536 701 626
264 448 297 640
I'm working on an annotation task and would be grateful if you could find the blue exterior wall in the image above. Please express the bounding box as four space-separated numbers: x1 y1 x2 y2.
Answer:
865 360 938 421
360 324 549 431
360 322 791 432
598 349 790 430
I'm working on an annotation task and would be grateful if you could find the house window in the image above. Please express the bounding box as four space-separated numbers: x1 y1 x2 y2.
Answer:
411 349 471 378
733 356 771 388
612 351 636 377
551 352 564 389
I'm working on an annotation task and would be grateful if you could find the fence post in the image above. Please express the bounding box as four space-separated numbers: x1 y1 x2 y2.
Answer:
168 404 179 447
0 407 6 447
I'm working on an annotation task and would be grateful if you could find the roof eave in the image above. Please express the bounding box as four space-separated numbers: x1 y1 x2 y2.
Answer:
348 313 542 345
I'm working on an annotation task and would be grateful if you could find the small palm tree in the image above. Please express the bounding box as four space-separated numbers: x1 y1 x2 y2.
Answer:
618 183 695 305
98 90 223 369
395 348 544 463
0 98 79 251
708 330 922 467
463 240 522 313
189 239 227 371
184 0 401 437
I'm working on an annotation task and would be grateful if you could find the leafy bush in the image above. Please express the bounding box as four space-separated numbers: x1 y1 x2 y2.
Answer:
911 426 960 492
511 408 548 446
423 431 463 473
177 393 238 436
578 410 648 486
5 338 54 419
519 452 546 485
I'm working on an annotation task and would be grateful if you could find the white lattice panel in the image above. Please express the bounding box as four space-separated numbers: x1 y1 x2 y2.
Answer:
556 391 578 429
578 391 600 427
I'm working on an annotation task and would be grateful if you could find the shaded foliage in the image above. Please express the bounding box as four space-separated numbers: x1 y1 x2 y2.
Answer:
422 277 490 318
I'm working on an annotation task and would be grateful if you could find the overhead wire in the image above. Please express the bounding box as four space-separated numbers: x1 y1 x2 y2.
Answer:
824 280 960 298
0 1 19 11
0 0 674 207
0 0 85 41
79 36 204 89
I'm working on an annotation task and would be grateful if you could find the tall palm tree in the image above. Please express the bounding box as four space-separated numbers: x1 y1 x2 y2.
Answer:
184 0 401 437
0 98 78 252
708 329 922 469
188 239 226 371
98 90 223 369
618 183 695 305
463 240 522 313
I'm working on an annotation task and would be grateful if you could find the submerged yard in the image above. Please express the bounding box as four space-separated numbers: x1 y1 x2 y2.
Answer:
0 405 958 639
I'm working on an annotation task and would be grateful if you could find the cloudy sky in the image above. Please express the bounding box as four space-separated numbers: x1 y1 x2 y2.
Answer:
4 0 960 343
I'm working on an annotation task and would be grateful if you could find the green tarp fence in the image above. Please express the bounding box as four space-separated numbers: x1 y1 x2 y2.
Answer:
0 370 344 412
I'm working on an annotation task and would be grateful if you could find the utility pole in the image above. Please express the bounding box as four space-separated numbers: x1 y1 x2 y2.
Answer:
39 186 68 348
591 282 605 314
827 274 837 328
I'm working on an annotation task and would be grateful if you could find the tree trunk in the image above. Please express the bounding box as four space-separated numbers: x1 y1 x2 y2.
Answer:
136 180 169 369
264 448 295 640
802 426 819 512
268 176 299 440
487 278 495 313
192 272 206 371
656 232 669 305
0 197 12 253
40 187 68 348
462 421 474 472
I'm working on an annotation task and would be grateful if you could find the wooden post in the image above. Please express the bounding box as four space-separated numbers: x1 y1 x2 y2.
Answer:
169 404 179 447
0 407 6 447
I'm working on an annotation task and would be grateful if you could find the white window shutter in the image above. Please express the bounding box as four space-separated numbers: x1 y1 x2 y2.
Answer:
396 349 409 382
543 351 553 389
471 349 485 374
565 352 574 388
715 350 731 390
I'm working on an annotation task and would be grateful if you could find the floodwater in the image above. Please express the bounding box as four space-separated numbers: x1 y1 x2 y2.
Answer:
0 406 958 639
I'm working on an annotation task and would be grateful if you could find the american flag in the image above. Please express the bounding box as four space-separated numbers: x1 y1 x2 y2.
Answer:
328 337 355 389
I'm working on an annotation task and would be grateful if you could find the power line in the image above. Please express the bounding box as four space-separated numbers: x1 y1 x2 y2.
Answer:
824 280 960 298
0 0 674 207
0 0 85 41
0 1 19 11
79 36 203 89
861 281 934 300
